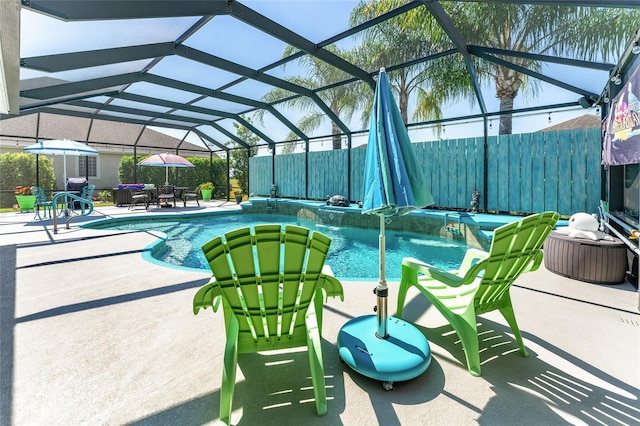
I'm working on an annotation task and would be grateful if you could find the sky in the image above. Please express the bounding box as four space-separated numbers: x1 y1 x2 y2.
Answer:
18 1 612 154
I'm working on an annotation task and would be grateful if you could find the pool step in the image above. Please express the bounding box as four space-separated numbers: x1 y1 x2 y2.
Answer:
478 229 494 241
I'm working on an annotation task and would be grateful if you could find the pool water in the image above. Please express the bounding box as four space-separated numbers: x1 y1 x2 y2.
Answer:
98 213 468 280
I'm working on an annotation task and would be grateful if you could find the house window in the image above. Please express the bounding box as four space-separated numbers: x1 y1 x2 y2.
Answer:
78 156 98 178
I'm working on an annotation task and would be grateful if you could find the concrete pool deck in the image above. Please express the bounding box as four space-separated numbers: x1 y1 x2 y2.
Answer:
1 201 638 425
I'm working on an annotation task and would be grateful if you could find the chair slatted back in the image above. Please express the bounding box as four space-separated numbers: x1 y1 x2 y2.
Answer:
128 188 149 201
159 185 174 196
202 224 331 352
474 212 559 313
81 185 95 199
31 186 43 201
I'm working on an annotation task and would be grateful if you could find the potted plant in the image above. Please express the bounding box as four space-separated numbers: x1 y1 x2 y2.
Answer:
15 186 36 212
199 182 214 201
234 191 243 204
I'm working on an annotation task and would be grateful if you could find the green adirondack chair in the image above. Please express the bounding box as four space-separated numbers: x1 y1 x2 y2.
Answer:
193 224 344 425
396 211 559 376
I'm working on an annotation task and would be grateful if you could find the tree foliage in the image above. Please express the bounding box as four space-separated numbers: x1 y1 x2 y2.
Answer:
350 0 463 134
255 45 364 150
436 3 640 134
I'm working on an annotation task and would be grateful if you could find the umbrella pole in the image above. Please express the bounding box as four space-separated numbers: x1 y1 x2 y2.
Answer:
63 152 67 191
165 167 169 186
376 215 389 339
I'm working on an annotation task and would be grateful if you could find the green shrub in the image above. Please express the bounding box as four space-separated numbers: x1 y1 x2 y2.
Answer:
98 190 112 202
117 155 227 193
0 153 55 208
200 181 214 191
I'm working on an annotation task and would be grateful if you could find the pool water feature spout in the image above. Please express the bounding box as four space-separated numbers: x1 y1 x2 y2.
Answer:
318 208 346 226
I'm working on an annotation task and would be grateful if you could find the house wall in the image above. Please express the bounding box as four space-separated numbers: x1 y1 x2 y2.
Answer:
68 151 123 191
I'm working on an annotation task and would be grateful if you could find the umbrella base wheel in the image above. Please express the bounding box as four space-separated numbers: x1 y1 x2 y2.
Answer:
337 315 431 385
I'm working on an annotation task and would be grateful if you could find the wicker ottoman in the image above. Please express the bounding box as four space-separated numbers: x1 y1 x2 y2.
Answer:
544 231 627 284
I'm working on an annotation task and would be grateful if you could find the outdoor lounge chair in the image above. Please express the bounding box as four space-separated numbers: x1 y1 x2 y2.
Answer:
31 186 53 220
396 211 559 376
193 224 344 425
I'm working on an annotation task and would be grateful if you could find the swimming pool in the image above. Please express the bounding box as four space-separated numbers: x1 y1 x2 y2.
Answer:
89 212 469 280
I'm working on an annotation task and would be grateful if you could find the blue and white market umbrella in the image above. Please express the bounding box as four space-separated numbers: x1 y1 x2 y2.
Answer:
24 139 99 190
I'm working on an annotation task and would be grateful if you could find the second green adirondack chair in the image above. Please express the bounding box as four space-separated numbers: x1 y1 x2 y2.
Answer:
396 211 559 376
193 224 344 425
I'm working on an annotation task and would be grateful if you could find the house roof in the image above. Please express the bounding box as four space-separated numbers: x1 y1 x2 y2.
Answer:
539 113 601 132
0 112 212 155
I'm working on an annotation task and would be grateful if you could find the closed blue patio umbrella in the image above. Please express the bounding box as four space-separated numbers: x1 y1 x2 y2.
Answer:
362 67 433 336
338 68 433 389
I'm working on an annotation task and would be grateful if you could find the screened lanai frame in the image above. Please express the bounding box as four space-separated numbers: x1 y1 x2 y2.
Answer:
2 0 640 204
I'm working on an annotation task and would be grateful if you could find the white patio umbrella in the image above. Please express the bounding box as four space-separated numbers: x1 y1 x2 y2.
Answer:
24 139 99 190
137 153 195 185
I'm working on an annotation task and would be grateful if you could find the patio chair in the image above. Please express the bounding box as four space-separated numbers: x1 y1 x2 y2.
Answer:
128 188 150 210
181 187 199 207
81 184 95 200
396 211 559 376
158 185 175 207
70 184 95 214
193 224 344 425
31 186 53 220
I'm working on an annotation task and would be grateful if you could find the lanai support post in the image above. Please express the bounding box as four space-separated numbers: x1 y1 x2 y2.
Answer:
271 145 275 196
482 116 488 212
347 134 352 202
305 139 310 200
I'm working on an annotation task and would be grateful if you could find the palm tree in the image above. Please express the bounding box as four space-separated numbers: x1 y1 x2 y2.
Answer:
349 0 470 135
350 1 640 134
437 2 640 134
255 45 363 151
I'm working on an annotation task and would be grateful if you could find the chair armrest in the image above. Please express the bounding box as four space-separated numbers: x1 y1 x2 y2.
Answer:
193 280 222 314
523 250 544 273
402 257 467 286
458 248 490 275
318 264 344 301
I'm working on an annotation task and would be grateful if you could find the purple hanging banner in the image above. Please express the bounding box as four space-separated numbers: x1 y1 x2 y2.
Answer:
602 66 640 166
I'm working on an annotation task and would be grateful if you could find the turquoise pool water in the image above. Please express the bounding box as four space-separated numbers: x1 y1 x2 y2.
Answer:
92 213 468 280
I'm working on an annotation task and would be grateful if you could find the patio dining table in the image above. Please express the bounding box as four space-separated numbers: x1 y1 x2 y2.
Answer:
153 187 189 208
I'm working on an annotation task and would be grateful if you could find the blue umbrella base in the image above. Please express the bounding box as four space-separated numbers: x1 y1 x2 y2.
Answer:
337 315 431 388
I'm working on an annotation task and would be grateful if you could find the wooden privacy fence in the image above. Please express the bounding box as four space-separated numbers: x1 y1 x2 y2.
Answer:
249 127 602 216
